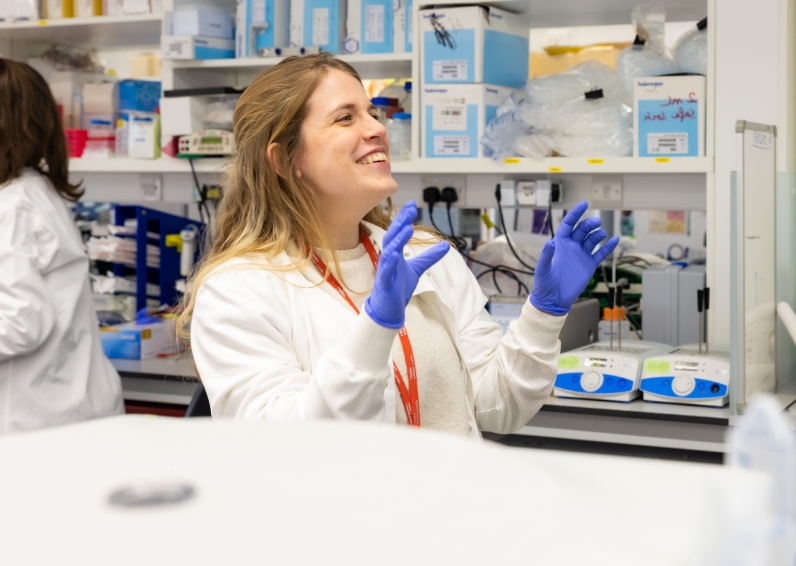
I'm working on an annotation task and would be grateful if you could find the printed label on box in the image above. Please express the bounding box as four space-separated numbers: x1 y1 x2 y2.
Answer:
434 135 469 155
433 60 467 81
647 132 688 154
313 8 329 46
253 0 266 23
366 5 384 42
433 103 466 131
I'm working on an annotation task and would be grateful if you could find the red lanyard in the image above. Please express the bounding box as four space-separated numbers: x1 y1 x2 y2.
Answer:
309 226 420 427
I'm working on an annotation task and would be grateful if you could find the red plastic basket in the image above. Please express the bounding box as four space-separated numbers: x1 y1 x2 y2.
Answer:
65 129 88 158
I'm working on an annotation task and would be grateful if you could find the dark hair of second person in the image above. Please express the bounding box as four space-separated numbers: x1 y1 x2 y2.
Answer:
0 58 83 201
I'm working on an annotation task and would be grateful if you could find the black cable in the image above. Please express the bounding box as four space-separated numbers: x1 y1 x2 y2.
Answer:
547 201 555 238
494 185 535 273
188 158 210 225
445 205 468 252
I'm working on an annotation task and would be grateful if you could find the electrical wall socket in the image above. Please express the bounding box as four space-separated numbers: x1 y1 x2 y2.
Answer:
516 181 536 205
421 175 466 206
139 174 162 201
591 175 623 208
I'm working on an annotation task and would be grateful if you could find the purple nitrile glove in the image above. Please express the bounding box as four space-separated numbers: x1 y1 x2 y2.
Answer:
364 201 450 329
530 201 619 316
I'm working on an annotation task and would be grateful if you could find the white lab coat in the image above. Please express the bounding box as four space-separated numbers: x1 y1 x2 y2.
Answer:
191 222 567 439
0 170 123 433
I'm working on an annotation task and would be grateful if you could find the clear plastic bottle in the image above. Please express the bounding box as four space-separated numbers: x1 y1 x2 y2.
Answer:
727 394 796 564
386 112 411 161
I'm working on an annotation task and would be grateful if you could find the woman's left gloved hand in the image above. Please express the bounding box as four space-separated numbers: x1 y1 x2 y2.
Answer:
530 201 619 316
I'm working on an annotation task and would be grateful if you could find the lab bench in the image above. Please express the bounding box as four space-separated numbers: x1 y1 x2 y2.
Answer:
113 355 199 407
115 355 742 457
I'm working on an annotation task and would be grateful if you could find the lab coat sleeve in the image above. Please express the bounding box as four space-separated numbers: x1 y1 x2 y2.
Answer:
191 267 398 420
0 201 57 360
447 254 567 434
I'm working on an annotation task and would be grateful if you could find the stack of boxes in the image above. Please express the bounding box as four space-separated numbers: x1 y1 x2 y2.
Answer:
162 4 236 60
420 6 528 158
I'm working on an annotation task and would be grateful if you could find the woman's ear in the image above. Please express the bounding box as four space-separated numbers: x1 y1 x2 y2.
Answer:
267 142 289 178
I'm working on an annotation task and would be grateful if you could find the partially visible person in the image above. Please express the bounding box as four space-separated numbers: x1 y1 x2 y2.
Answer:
0 58 123 433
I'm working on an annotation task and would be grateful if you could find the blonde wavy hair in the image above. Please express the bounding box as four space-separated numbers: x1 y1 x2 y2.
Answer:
177 53 409 341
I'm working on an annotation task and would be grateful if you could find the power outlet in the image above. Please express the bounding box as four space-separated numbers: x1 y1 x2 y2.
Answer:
516 181 536 206
139 174 162 202
421 175 466 207
591 175 623 208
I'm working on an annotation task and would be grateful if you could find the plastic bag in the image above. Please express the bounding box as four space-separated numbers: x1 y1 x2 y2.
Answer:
674 18 708 75
616 3 677 92
524 61 633 157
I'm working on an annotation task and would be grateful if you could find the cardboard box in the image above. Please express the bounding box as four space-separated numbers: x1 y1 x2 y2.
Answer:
421 83 513 158
290 0 346 53
173 4 234 39
44 0 74 18
236 0 291 58
392 0 412 54
343 0 392 54
75 0 102 17
162 35 236 59
118 79 161 113
420 6 528 87
633 75 706 157
159 96 204 137
99 320 173 360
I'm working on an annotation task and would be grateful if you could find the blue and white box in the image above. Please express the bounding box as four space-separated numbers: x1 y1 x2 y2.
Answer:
634 75 706 157
420 6 528 87
236 0 291 58
343 0 392 54
422 83 512 158
162 11 235 59
99 321 173 360
172 4 234 39
290 0 346 53
162 35 236 60
392 0 412 53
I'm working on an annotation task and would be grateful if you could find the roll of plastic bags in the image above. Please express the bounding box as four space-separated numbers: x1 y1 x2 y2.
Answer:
616 3 677 92
674 18 708 75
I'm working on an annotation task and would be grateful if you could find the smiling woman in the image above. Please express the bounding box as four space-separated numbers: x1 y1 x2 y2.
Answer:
181 53 617 438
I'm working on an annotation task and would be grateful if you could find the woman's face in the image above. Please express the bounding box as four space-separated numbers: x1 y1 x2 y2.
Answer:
295 69 398 218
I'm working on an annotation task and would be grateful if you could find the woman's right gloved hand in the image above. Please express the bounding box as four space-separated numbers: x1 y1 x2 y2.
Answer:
364 201 450 329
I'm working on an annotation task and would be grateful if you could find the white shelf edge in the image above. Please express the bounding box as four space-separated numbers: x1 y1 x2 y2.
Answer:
69 157 228 174
0 13 162 31
390 156 715 175
70 156 714 175
171 52 413 70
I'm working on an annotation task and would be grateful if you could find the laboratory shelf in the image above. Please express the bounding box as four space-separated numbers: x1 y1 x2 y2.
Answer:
0 14 163 47
540 396 731 425
69 157 229 174
390 156 714 175
172 52 413 79
70 156 714 175
418 0 706 27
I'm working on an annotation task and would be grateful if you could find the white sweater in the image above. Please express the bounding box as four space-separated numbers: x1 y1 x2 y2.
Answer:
332 244 471 436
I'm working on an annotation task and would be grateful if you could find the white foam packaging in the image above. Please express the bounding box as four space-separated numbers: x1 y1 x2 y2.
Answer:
421 83 513 158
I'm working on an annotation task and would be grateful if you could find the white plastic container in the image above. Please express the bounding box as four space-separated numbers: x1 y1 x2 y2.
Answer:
387 113 411 161
727 394 796 564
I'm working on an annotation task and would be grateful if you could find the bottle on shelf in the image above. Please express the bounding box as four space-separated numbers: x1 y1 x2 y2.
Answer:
386 113 411 161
